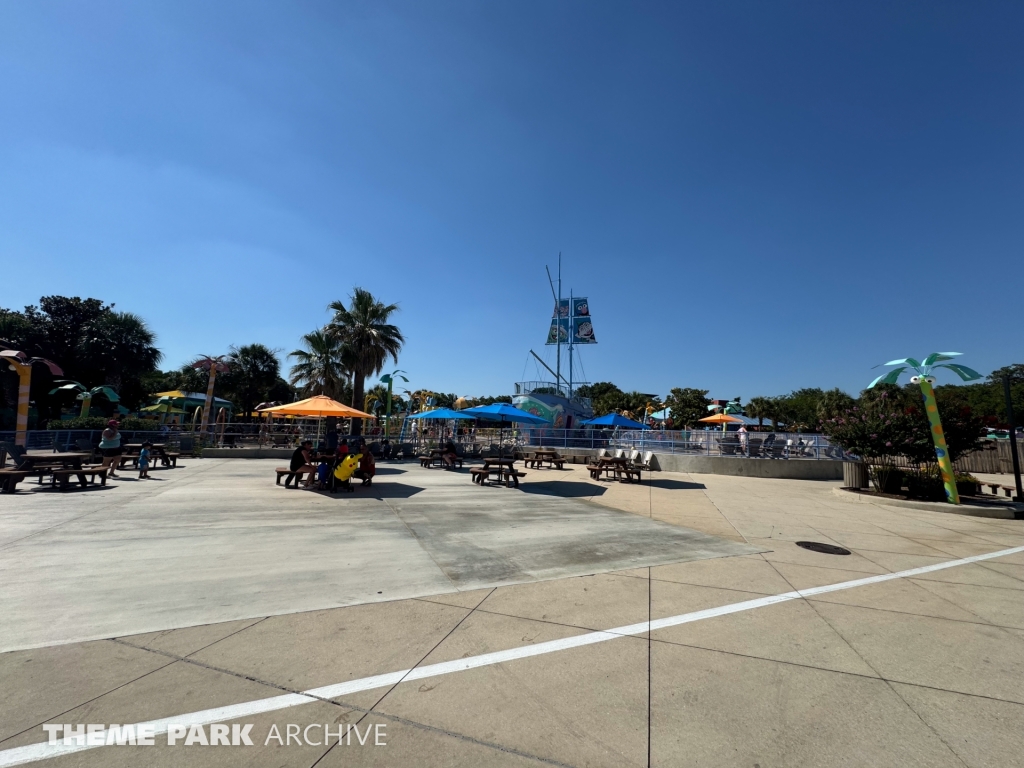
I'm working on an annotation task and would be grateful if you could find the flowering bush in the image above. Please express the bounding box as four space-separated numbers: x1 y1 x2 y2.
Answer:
821 384 984 463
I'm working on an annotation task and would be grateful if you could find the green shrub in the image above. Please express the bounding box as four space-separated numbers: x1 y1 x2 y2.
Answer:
55 416 161 431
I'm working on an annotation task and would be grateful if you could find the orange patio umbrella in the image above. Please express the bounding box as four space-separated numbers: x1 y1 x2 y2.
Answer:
698 412 744 433
258 395 375 419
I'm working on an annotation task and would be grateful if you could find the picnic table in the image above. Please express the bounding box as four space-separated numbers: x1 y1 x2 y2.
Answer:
21 451 91 471
471 457 525 487
524 450 565 469
18 452 105 490
420 448 462 468
588 456 639 483
121 443 179 468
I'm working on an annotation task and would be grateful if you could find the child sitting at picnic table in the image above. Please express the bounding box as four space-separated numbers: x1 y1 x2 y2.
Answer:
138 442 152 479
441 440 458 470
316 448 336 490
354 441 376 486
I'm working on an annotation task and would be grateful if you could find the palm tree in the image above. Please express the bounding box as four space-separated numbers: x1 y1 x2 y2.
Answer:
90 311 162 391
746 396 772 429
868 352 982 505
288 330 351 401
224 344 281 421
327 289 404 435
0 347 62 446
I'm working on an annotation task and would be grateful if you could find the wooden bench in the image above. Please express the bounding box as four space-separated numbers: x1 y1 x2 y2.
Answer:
49 468 108 491
275 468 303 488
618 467 642 483
0 469 29 493
984 482 1017 498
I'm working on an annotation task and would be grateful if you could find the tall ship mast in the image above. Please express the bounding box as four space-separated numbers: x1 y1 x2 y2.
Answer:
512 254 596 428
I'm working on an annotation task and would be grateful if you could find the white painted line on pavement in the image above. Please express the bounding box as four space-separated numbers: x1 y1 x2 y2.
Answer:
2 544 1022 767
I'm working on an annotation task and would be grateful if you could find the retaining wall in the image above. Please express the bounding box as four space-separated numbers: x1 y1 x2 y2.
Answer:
521 446 844 480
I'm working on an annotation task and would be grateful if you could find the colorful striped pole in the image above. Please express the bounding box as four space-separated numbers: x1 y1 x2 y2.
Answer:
11 361 32 448
198 366 218 443
919 378 960 505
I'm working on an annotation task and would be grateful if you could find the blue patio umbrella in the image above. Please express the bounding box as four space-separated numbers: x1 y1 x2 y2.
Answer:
406 407 474 445
582 413 649 429
461 403 551 425
406 408 474 421
461 403 551 459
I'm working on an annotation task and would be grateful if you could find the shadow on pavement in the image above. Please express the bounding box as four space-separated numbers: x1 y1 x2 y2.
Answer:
368 482 425 499
646 478 706 490
520 481 607 498
374 467 407 475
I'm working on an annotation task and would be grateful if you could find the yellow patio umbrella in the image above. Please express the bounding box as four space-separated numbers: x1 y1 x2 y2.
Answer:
141 403 186 414
258 395 375 419
698 412 744 433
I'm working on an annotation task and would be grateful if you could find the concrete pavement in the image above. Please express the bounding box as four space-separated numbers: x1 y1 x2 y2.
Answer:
2 458 1024 767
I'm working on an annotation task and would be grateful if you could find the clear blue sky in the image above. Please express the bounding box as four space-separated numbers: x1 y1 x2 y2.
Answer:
2 2 1021 401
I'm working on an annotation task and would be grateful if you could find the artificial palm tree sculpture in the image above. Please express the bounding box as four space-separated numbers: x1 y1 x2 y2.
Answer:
707 398 743 432
868 352 982 505
378 369 408 438
327 289 404 435
191 355 231 441
49 380 120 418
0 349 63 446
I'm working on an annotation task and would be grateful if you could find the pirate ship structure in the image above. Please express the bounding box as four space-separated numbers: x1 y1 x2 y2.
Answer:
512 256 596 429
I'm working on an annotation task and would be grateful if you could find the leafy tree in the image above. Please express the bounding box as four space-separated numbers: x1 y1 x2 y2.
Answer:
327 289 404 435
619 391 659 420
219 344 283 420
288 329 352 402
431 393 458 409
777 388 824 431
934 363 1024 429
576 381 626 416
664 388 712 429
0 297 161 421
462 395 512 407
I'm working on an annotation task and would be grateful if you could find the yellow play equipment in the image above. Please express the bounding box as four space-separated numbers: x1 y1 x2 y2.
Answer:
334 453 361 482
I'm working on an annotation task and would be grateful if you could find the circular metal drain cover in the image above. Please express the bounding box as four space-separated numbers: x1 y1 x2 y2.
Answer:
796 541 852 556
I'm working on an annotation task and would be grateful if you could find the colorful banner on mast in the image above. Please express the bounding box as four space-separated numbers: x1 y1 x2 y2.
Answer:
572 297 596 344
546 297 596 344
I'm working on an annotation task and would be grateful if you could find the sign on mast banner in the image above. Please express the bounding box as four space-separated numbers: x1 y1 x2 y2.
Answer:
572 297 596 343
545 318 569 345
545 300 571 345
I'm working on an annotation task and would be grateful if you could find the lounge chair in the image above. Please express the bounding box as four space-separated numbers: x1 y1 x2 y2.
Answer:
632 451 655 471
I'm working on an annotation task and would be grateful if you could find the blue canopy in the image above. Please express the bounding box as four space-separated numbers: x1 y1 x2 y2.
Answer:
461 403 551 425
406 408 474 420
582 413 649 429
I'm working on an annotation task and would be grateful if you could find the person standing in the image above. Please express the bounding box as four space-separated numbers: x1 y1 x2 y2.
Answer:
738 424 749 456
99 419 122 478
138 442 152 479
